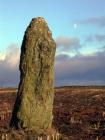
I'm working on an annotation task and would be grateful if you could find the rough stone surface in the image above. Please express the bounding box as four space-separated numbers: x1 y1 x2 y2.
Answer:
10 17 56 133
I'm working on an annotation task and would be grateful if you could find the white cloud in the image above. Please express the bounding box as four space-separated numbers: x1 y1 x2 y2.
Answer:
77 16 105 27
86 34 105 42
0 44 20 87
6 44 20 67
56 36 81 56
0 53 6 60
56 36 80 48
55 51 105 86
0 42 105 87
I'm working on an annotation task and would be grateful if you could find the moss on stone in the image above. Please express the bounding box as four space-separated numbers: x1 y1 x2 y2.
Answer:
10 17 56 134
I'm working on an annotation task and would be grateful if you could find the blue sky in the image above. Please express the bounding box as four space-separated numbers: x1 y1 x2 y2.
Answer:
0 0 105 86
0 0 105 51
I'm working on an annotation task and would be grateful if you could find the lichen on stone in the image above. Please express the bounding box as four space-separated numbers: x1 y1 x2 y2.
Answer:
10 17 56 134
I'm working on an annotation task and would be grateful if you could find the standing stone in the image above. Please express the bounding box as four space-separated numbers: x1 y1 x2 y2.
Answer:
10 17 56 133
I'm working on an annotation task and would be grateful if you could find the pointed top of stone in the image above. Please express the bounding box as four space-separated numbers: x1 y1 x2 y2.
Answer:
29 17 47 28
32 17 46 23
27 17 52 38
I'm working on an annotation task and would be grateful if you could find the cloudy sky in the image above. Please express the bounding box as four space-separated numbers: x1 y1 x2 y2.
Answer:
0 0 105 87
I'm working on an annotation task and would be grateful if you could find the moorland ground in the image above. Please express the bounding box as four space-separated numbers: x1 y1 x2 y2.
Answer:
0 86 105 140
